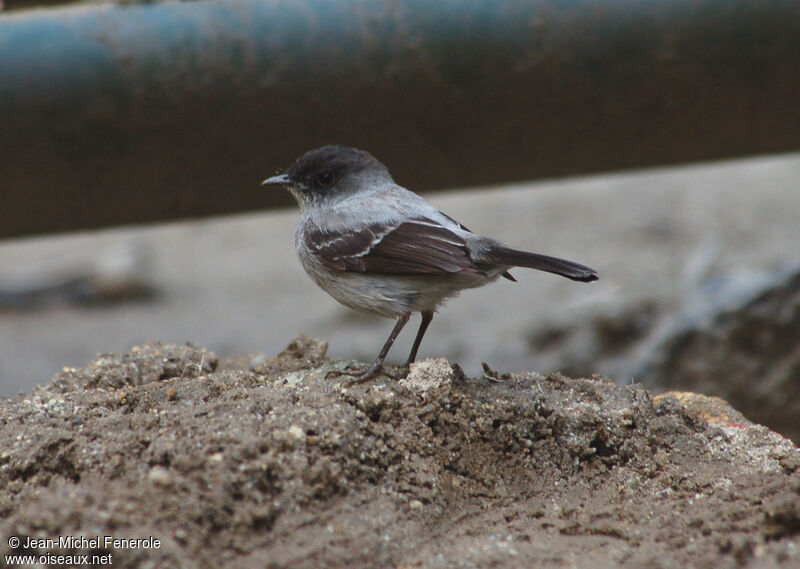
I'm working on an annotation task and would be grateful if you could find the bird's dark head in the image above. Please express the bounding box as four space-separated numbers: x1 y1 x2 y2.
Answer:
262 145 392 209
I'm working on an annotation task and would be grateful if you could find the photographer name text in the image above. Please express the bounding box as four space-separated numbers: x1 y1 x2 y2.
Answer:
18 535 160 549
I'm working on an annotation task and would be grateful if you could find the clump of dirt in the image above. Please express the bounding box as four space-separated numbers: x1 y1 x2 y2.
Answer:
1 339 798 568
45 342 217 392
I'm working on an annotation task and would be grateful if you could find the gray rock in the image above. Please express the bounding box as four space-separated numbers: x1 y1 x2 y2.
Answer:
634 264 800 443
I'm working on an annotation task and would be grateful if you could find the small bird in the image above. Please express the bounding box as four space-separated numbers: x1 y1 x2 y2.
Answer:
263 146 598 381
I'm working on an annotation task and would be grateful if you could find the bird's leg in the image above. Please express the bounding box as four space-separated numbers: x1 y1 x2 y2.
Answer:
346 312 410 383
406 310 434 366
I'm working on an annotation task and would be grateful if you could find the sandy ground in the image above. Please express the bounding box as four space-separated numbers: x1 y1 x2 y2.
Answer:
1 153 799 399
1 339 798 568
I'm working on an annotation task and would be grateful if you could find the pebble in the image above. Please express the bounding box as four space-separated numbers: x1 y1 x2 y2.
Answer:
148 466 173 486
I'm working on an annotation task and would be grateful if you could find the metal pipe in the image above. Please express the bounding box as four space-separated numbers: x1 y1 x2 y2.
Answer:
1 0 799 238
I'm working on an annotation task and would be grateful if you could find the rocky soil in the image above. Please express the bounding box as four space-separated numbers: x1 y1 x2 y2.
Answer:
1 338 798 568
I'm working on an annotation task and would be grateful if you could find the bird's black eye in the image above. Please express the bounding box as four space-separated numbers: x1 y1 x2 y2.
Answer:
316 172 335 187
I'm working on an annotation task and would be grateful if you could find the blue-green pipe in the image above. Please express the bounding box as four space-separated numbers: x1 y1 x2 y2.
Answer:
1 0 799 237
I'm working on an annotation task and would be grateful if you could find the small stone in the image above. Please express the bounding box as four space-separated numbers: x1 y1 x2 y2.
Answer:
409 500 424 511
654 391 748 427
401 359 453 391
148 466 172 486
287 424 304 440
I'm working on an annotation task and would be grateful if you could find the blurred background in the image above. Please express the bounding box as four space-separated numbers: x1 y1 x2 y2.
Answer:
1 0 799 440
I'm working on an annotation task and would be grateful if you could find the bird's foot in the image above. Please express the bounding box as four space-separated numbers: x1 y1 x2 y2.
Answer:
344 362 383 384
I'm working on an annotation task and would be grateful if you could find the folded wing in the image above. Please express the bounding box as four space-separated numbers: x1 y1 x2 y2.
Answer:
304 217 486 279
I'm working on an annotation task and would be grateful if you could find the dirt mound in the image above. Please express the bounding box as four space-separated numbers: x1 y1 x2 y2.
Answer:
1 339 798 568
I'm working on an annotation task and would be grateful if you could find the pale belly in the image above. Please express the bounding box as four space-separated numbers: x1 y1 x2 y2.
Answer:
298 252 499 318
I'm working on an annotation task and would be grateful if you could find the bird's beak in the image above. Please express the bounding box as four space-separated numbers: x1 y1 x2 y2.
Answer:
261 173 292 187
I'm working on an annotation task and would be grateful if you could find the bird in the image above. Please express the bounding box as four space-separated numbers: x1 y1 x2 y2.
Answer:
262 145 598 381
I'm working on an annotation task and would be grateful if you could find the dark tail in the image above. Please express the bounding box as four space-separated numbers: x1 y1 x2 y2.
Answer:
489 246 598 282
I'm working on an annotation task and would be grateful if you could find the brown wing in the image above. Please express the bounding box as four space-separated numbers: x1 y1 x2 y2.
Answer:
304 217 485 278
